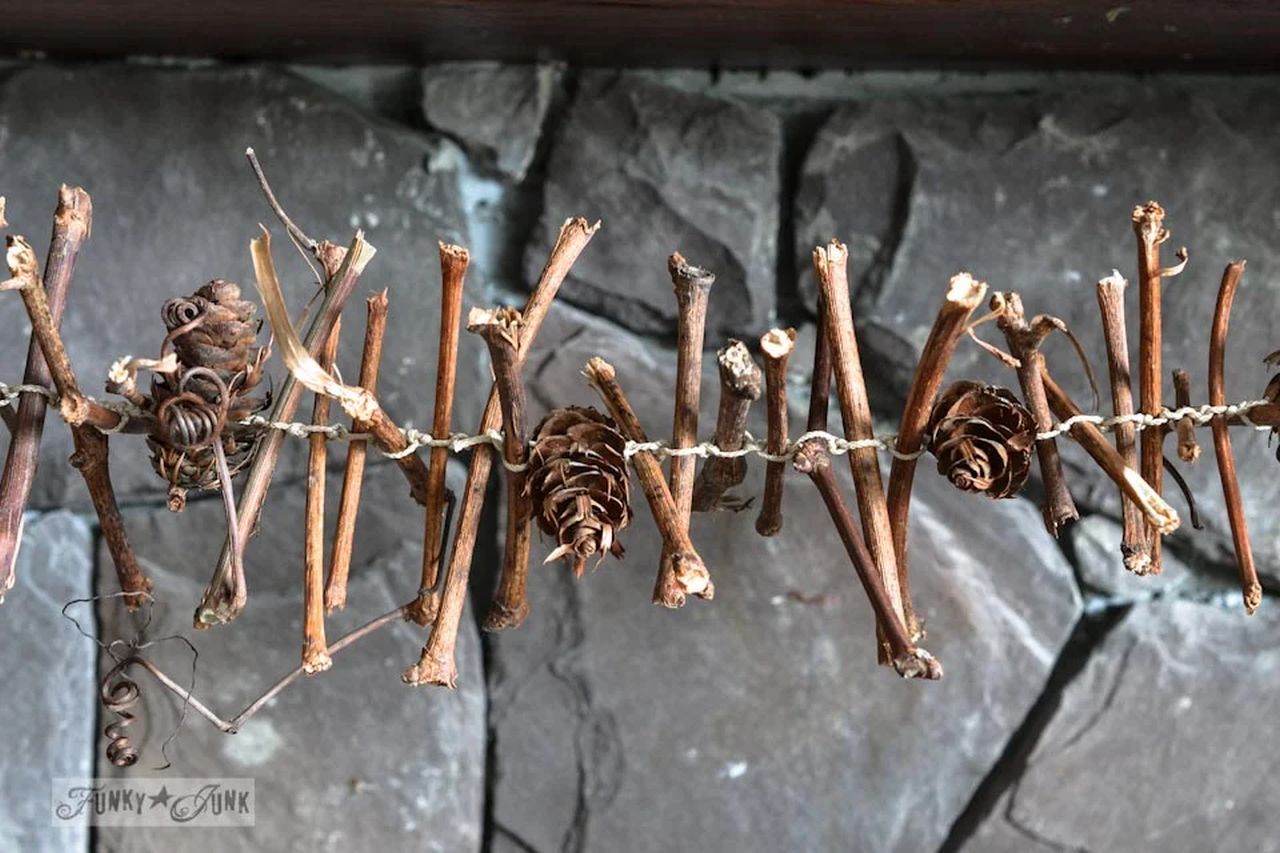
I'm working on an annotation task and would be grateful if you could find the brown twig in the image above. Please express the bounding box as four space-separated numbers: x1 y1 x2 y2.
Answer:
584 357 712 599
403 217 598 688
1040 369 1179 538
1208 260 1260 613
691 340 762 512
302 321 341 674
3 212 153 608
407 243 469 626
1172 368 1201 463
654 252 715 608
813 240 905 663
794 313 940 680
885 272 986 639
985 291 1079 536
196 229 374 628
1094 271 1149 573
0 187 91 600
471 307 534 631
325 291 389 613
1133 201 1182 573
754 328 795 538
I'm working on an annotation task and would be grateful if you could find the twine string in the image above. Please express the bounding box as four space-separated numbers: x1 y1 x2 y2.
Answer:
1 379 1273 475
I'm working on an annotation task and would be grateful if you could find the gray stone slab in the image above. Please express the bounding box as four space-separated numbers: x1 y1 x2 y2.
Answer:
525 70 781 340
0 511 94 853
91 463 485 852
0 64 477 509
486 306 1083 852
963 599 1280 852
422 62 562 182
795 78 1280 579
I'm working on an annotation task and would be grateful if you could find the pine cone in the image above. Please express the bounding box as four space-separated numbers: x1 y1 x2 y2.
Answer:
527 406 632 576
926 381 1035 499
148 280 269 508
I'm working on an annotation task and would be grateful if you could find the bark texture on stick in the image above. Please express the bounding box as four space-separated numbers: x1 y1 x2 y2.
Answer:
691 340 761 512
325 291 389 612
1208 260 1261 614
584 357 712 604
197 229 375 628
471 307 534 631
302 321 341 674
989 291 1078 536
1134 201 1169 572
410 242 469 625
813 240 906 662
0 186 92 600
1172 368 1201 464
754 328 795 538
885 272 986 639
404 217 598 688
1095 271 1150 573
655 252 715 608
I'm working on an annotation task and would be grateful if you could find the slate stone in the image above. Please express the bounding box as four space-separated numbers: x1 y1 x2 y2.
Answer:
795 79 1280 576
422 62 562 182
92 464 485 852
963 599 1280 852
0 512 94 852
0 64 478 509
525 70 781 340
486 305 1083 852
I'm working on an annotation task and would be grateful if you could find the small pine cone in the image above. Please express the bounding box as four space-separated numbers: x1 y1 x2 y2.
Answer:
926 381 1035 499
148 280 269 503
527 406 632 576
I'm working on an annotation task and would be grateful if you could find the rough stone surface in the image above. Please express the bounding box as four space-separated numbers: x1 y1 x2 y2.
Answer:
963 599 1280 852
422 62 561 182
0 64 478 508
92 466 485 852
0 512 94 852
795 79 1280 576
486 305 1082 853
1069 514 1192 600
526 70 781 340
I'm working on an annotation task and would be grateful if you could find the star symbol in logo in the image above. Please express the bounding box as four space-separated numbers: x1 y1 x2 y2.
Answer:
149 786 173 809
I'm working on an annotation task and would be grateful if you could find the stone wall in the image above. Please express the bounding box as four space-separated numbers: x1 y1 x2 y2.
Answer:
1 61 1277 851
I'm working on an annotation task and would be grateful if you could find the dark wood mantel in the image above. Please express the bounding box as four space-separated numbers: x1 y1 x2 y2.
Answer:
1 1 1278 69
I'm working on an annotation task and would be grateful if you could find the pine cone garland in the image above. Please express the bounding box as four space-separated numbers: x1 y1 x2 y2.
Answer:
147 280 269 507
926 381 1035 499
527 406 632 576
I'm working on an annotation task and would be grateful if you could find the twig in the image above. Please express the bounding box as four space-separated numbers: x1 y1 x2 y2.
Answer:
1133 201 1181 572
1208 260 1260 613
245 147 319 254
814 240 905 663
196 229 374 628
471 308 533 631
1172 368 1201 463
885 272 986 639
584 357 711 601
987 291 1079 536
1040 369 1179 538
655 253 715 608
794 315 940 680
1094 271 1149 573
407 243 469 626
302 321 341 673
754 328 795 538
325 291 389 613
0 186 91 600
3 212 152 608
403 217 598 688
691 340 761 512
